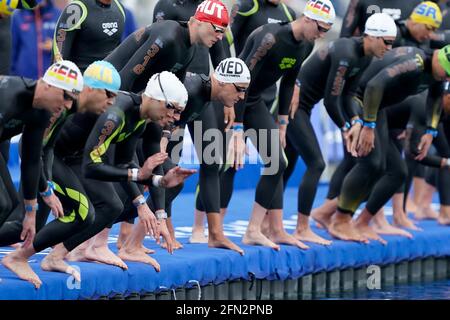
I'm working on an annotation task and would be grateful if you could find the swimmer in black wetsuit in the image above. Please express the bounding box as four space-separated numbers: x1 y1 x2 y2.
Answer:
1 60 122 288
227 0 335 250
327 46 450 243
282 13 397 246
0 60 83 288
53 0 126 72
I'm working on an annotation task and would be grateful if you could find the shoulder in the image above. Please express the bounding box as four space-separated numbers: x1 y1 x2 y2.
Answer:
236 0 258 15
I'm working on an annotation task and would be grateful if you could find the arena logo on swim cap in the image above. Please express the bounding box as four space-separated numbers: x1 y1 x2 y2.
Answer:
195 0 229 27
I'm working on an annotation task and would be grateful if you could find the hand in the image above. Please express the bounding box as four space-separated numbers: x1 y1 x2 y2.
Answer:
289 84 300 120
415 133 433 161
226 128 246 170
160 167 197 188
139 152 168 180
42 191 64 219
21 212 36 248
160 136 169 153
345 122 362 157
38 39 53 52
279 125 287 149
356 126 375 157
136 202 158 238
155 217 174 254
396 130 406 140
224 106 235 131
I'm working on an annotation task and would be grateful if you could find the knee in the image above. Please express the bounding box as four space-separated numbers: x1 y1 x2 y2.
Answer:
307 157 326 175
108 199 124 217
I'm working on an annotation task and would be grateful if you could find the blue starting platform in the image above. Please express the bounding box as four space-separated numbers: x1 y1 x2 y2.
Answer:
1 186 450 300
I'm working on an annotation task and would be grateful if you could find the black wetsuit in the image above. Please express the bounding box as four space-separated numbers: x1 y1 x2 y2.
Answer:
227 0 296 112
229 22 313 210
283 37 373 216
152 0 226 75
340 0 421 37
106 20 225 92
50 92 149 252
0 76 50 231
338 47 443 215
53 0 125 72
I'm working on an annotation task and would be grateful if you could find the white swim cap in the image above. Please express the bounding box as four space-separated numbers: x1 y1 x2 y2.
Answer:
43 60 84 93
214 57 251 84
144 71 188 108
364 13 397 37
303 0 336 25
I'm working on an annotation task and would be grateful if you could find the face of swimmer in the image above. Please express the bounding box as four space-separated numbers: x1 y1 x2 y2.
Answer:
140 94 184 127
302 16 331 42
213 75 249 107
83 87 117 115
195 20 226 48
365 35 396 58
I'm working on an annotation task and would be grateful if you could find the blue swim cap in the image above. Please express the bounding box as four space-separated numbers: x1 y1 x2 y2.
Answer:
83 61 121 92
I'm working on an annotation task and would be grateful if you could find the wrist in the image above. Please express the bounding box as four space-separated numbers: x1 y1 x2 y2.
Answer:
426 128 438 138
24 203 39 212
155 210 168 220
363 121 376 129
341 122 351 132
132 196 146 208
232 123 244 131
39 181 54 197
152 174 164 188
130 168 140 181
351 118 363 126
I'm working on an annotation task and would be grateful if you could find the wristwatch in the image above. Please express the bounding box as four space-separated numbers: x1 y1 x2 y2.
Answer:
155 211 168 220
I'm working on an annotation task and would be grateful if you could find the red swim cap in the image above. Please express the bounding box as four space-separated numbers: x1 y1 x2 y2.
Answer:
194 0 229 28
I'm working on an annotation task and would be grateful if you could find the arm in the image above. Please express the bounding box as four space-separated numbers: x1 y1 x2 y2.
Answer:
322 47 353 128
425 81 443 130
229 0 254 53
340 0 362 37
152 0 176 22
10 11 20 76
52 1 87 62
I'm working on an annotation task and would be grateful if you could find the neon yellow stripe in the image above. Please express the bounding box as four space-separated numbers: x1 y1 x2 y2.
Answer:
281 147 288 167
237 0 258 16
90 120 125 163
281 3 294 22
66 188 89 220
117 119 146 142
59 210 76 223
194 184 200 203
113 0 126 21
52 1 88 61
53 182 65 196
270 96 279 115
225 29 234 46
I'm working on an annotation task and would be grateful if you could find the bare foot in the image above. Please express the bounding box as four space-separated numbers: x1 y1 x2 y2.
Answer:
354 220 387 245
189 229 208 243
41 254 81 282
328 213 368 243
209 236 245 255
9 243 21 250
270 230 309 249
294 214 332 246
438 215 450 225
161 239 183 250
242 230 280 250
372 223 413 238
66 247 91 262
85 245 128 270
414 206 439 220
293 228 332 246
118 248 160 272
393 214 422 231
311 207 334 230
2 253 42 289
